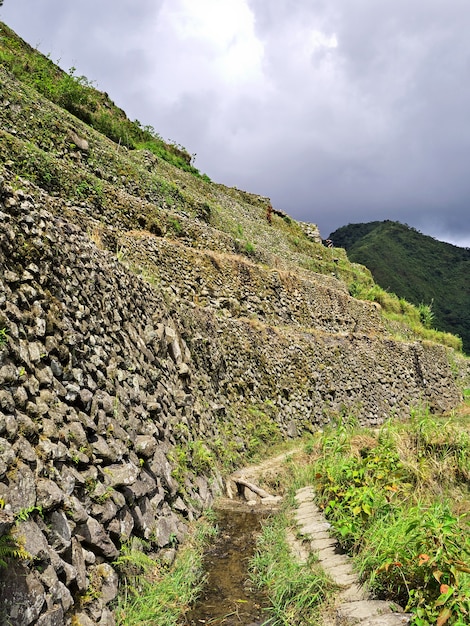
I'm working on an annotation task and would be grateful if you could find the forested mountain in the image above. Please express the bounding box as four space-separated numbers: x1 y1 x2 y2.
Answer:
329 220 470 353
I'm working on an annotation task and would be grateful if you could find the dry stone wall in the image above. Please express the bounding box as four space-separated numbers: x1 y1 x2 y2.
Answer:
0 176 463 625
117 232 384 336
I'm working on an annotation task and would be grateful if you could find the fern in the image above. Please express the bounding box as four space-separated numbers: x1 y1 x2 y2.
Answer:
114 538 156 577
0 499 31 567
0 533 30 568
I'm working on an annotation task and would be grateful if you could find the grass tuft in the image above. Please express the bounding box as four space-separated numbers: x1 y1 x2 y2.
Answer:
250 512 334 625
114 513 217 626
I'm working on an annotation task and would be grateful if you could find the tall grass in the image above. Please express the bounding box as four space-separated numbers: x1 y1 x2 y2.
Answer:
114 514 217 626
250 512 334 625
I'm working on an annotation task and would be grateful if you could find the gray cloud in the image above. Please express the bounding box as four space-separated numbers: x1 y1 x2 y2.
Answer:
1 0 470 246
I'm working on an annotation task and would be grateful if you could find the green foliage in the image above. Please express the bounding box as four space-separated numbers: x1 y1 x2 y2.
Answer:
167 217 183 235
0 533 30 568
245 403 282 458
305 411 470 625
15 505 43 522
190 440 214 474
418 302 434 329
114 515 217 625
114 538 157 581
0 327 8 348
169 439 216 485
331 220 470 353
250 512 334 625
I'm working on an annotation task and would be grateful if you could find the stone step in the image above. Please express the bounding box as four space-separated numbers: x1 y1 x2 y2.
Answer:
335 600 411 625
291 487 412 626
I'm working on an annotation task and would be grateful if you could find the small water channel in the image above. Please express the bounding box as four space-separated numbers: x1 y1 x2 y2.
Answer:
184 504 273 626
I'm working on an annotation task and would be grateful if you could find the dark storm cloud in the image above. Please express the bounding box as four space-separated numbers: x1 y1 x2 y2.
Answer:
243 0 470 243
1 0 470 246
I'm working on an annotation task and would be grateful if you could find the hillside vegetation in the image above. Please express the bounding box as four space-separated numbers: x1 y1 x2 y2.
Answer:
0 22 463 352
250 399 470 626
0 20 469 626
329 221 470 353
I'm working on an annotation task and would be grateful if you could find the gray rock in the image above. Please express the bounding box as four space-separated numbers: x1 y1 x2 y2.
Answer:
99 608 116 626
92 435 118 461
19 519 50 562
36 479 64 510
36 607 65 626
155 515 178 548
50 579 74 612
102 462 140 488
0 437 16 467
135 434 157 458
148 445 178 496
0 508 15 536
75 516 119 559
0 565 45 626
70 612 95 626
0 390 15 412
71 537 88 592
38 564 59 590
122 470 157 503
14 435 37 463
47 510 72 553
108 505 134 541
90 562 119 605
64 494 89 523
0 461 36 513
48 549 77 586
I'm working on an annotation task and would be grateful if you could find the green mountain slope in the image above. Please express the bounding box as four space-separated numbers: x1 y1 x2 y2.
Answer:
329 220 470 353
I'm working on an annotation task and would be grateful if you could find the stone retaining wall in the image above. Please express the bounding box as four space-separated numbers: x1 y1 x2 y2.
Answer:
0 178 463 625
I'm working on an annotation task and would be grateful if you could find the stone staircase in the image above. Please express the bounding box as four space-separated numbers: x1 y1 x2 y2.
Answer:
292 487 411 626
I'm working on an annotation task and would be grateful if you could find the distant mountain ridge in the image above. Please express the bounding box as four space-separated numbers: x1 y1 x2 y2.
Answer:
329 220 470 353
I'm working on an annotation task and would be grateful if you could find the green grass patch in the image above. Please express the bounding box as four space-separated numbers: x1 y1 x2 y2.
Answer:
114 513 217 626
250 511 334 625
297 409 470 625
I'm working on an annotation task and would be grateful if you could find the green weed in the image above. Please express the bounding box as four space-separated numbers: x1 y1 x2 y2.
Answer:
0 327 8 348
114 515 217 625
250 511 334 625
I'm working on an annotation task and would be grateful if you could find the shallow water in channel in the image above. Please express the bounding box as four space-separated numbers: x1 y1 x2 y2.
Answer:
184 506 273 626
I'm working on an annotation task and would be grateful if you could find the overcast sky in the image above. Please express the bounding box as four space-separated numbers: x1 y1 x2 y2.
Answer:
1 1 470 246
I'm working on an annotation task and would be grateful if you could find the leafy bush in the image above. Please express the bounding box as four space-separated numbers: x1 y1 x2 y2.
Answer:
418 302 434 329
308 413 470 625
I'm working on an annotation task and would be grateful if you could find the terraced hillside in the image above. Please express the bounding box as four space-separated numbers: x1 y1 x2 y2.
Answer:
0 22 468 625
